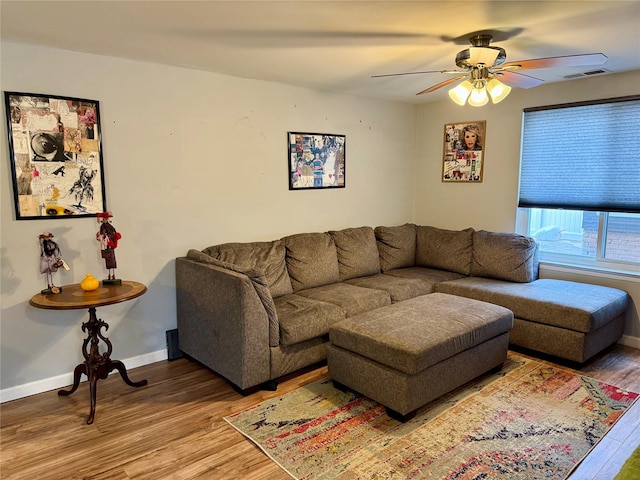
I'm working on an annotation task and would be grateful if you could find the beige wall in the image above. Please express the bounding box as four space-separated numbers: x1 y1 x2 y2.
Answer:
1 40 638 399
0 41 416 395
414 70 640 344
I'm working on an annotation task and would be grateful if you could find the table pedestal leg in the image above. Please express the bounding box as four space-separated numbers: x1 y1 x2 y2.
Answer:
58 307 147 424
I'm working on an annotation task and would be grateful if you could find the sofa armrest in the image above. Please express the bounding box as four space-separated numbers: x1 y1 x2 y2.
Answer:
175 257 271 390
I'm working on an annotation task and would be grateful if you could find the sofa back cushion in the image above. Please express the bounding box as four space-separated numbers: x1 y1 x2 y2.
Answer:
284 232 340 292
329 226 381 281
471 230 539 283
374 223 417 272
416 226 474 275
203 240 293 297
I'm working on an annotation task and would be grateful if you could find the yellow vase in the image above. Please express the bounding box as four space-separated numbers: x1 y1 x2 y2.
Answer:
80 274 100 291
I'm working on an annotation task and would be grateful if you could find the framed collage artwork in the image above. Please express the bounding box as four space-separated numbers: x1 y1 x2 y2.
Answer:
4 91 107 219
288 131 345 190
442 120 486 182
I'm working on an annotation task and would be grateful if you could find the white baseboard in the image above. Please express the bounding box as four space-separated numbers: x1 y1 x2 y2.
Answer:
2 337 640 403
619 334 640 350
0 349 168 404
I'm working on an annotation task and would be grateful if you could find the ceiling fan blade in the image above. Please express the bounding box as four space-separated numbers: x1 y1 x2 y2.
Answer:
372 70 463 78
496 70 545 89
416 75 468 95
502 53 607 71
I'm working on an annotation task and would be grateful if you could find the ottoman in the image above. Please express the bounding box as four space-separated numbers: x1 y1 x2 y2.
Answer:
327 292 514 421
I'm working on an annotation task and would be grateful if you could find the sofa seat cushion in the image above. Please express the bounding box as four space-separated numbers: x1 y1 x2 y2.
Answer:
275 294 346 346
329 293 513 376
329 226 381 281
374 223 416 272
284 232 340 292
383 266 466 292
345 274 432 303
416 226 474 275
471 230 539 283
296 283 391 317
435 277 629 333
203 240 293 297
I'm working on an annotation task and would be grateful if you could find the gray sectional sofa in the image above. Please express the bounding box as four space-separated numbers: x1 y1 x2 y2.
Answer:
175 224 629 393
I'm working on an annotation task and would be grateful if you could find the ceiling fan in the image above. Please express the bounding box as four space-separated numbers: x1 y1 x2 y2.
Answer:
372 34 608 105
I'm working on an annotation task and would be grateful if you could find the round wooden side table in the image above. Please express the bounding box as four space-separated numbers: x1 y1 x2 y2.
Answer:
30 280 148 424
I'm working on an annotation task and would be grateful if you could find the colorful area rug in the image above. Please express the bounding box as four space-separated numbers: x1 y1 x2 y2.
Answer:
224 355 638 480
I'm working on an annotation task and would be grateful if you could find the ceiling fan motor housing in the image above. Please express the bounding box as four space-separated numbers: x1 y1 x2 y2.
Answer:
456 34 506 69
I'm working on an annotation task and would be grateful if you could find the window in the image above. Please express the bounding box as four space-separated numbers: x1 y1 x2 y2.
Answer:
518 208 640 267
517 96 640 273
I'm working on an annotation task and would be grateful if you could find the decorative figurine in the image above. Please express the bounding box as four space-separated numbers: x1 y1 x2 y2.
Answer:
38 232 68 294
96 211 122 285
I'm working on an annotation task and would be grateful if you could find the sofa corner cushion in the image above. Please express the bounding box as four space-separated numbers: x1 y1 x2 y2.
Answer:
329 226 381 281
416 226 474 275
185 249 280 347
471 230 539 283
284 232 340 292
374 223 416 272
202 240 293 297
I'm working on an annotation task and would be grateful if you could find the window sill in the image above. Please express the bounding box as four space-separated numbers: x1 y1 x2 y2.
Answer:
539 260 640 282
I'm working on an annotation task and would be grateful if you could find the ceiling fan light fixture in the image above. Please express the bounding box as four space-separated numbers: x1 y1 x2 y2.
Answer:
468 85 489 107
469 47 500 67
486 77 512 103
448 80 473 105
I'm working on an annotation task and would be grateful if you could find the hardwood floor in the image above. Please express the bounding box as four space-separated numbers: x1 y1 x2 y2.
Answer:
1 344 639 480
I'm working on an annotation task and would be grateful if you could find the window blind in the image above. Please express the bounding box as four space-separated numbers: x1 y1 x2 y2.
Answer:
518 96 640 213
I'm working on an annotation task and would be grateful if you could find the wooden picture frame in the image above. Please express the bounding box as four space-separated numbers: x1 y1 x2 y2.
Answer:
4 91 107 219
442 121 486 182
288 131 345 190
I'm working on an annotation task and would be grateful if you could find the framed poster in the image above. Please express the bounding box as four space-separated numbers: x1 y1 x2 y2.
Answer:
288 131 345 190
4 91 107 219
442 120 486 182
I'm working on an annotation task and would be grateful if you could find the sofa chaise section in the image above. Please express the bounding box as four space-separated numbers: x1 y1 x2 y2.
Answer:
435 277 628 363
433 229 628 363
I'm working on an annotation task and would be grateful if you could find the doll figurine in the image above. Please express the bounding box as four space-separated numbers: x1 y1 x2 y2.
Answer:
96 211 122 284
39 232 67 294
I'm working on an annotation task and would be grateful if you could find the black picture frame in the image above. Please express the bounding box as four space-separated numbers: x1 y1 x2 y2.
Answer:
288 131 345 190
4 91 107 219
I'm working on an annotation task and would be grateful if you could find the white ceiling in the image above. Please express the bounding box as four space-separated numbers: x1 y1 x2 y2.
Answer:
2 1 639 104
